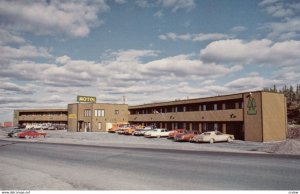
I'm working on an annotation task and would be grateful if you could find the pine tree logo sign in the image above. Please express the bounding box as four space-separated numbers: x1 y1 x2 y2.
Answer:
247 93 257 115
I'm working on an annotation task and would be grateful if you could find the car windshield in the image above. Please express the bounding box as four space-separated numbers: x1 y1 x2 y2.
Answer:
204 132 211 135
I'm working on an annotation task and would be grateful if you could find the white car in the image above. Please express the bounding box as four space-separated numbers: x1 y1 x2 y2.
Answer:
144 128 170 138
191 131 235 143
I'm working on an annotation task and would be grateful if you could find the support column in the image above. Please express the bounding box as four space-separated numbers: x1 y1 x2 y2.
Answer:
222 123 226 134
199 123 202 133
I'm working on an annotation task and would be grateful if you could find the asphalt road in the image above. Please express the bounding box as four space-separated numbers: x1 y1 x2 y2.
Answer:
0 140 299 190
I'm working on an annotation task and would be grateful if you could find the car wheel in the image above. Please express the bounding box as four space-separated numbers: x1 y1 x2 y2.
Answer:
227 137 232 142
25 135 30 139
209 138 214 144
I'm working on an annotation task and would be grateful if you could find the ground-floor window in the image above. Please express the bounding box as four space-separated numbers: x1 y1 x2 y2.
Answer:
98 122 102 130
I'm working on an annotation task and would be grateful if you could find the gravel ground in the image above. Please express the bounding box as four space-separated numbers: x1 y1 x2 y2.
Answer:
0 128 299 155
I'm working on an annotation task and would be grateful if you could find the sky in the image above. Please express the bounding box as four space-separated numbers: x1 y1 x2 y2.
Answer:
0 0 300 122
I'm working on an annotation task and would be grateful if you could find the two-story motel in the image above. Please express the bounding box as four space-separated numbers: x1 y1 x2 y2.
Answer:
13 91 287 142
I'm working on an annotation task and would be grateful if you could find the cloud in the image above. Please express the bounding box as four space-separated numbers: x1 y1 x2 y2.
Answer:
0 29 25 45
109 49 159 62
0 45 52 60
273 66 300 85
136 0 195 12
158 0 195 12
230 26 247 33
259 0 300 40
266 17 300 40
0 82 34 94
200 39 300 67
225 76 281 91
115 0 127 4
159 32 232 42
259 0 281 6
154 10 164 18
142 54 242 77
0 96 36 105
2 49 242 94
177 83 231 96
0 0 109 38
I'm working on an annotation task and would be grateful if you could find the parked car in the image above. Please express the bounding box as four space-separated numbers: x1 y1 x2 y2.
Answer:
116 126 132 135
7 129 23 138
174 130 200 142
133 126 154 136
116 128 125 134
17 130 47 139
144 128 170 138
124 126 138 135
190 131 234 143
168 129 186 139
108 124 129 133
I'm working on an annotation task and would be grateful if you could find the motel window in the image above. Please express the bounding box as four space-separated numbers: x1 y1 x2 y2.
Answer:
214 123 218 131
95 109 105 117
84 109 91 117
115 110 119 115
214 104 218 110
98 122 102 130
175 123 178 129
203 123 208 132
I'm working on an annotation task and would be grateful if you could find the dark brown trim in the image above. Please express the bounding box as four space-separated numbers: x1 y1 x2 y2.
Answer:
260 91 264 142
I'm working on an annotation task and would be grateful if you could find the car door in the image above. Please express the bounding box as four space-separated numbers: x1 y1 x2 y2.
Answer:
215 131 226 141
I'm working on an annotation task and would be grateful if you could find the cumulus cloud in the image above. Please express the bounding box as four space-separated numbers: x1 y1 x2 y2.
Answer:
159 32 232 42
0 0 109 38
177 83 231 96
225 76 281 91
0 82 34 94
143 54 242 77
0 45 52 60
259 0 300 40
266 17 300 40
200 39 300 67
0 29 25 45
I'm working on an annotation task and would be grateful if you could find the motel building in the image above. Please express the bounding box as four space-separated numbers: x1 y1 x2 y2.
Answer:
13 91 288 142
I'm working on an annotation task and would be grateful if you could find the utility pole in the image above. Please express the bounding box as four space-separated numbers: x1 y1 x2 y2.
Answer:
122 96 126 104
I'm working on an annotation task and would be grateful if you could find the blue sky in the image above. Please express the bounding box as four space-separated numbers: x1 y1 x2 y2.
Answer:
0 0 300 122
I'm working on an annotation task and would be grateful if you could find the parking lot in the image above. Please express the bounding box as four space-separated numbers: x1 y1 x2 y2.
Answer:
1 128 291 154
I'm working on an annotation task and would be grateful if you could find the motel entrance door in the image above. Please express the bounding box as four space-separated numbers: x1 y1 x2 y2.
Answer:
77 121 83 132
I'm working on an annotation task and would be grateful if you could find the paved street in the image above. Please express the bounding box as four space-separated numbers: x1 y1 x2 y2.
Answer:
0 140 299 190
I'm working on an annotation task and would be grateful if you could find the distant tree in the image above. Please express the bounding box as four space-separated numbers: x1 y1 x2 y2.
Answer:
273 84 277 92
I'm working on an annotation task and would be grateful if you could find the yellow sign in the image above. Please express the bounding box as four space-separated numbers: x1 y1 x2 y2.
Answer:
77 96 96 103
68 114 77 119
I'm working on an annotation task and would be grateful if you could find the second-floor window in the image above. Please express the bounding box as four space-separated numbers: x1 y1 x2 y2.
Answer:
95 109 105 117
84 109 91 117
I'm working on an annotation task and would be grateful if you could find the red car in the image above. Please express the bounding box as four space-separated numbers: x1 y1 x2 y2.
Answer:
174 131 200 142
18 130 47 139
168 129 186 139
